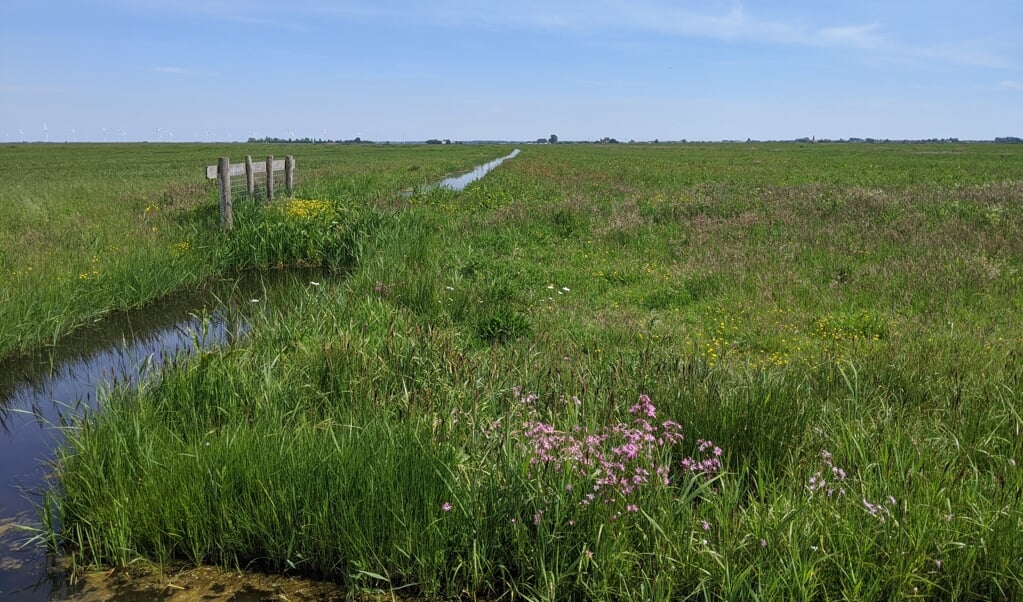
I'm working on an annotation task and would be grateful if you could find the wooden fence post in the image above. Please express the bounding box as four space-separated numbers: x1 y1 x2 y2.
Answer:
285 155 295 195
266 155 274 200
245 155 255 196
207 154 298 226
218 157 233 230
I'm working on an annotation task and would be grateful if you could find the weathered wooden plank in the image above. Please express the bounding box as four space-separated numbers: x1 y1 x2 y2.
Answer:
206 159 286 179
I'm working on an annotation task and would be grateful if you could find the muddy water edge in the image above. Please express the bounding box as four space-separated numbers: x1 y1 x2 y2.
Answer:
0 268 350 601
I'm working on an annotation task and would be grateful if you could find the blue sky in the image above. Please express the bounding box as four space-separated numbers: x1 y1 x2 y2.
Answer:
1 1 1020 142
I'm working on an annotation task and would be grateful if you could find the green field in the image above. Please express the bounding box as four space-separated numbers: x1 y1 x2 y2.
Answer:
9 142 1022 599
0 142 509 359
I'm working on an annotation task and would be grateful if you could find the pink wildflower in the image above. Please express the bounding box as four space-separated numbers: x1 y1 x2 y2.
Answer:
629 394 656 418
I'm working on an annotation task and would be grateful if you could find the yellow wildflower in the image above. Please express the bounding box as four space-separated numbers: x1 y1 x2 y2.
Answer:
281 198 331 219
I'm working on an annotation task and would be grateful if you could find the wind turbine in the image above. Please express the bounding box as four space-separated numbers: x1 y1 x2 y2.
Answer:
102 127 107 142
20 129 25 142
72 128 77 143
43 122 48 142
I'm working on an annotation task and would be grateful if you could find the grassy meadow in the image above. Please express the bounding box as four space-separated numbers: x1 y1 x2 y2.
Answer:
0 142 508 360
19 142 1023 599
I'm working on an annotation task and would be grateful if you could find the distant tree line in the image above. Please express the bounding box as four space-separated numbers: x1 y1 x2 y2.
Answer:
790 137 965 144
246 136 372 144
243 135 1020 145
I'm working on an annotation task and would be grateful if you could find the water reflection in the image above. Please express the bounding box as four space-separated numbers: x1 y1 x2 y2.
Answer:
0 269 329 600
436 149 520 191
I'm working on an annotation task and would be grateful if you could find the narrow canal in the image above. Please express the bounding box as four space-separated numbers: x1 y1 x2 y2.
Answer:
0 150 522 599
0 270 329 599
435 149 520 191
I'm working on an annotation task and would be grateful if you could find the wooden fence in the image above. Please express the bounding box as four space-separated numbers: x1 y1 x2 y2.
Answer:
205 155 295 230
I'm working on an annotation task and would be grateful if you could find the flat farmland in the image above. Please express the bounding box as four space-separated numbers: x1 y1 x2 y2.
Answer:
9 142 1021 599
0 142 510 360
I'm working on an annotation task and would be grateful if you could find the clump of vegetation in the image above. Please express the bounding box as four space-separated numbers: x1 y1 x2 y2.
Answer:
475 306 531 342
24 142 1023 599
0 143 508 359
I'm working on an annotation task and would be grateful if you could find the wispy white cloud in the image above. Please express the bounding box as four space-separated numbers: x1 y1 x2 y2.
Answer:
1000 80 1023 91
917 45 1019 70
320 1 1011 66
113 0 1017 69
322 1 823 46
107 0 306 30
817 24 883 49
444 2 1019 69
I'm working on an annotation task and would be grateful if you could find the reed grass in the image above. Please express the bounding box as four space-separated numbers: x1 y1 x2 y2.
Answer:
38 142 1023 600
0 142 511 359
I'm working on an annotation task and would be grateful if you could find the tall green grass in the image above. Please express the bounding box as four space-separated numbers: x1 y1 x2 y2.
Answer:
0 143 513 359
42 143 1023 599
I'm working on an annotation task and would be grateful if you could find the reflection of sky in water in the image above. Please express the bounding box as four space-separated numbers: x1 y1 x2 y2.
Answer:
436 149 520 191
0 270 325 600
1 315 237 507
0 314 234 600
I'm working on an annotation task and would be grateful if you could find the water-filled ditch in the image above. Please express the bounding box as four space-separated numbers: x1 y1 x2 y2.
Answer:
435 149 520 191
403 148 521 196
0 269 332 600
0 150 522 599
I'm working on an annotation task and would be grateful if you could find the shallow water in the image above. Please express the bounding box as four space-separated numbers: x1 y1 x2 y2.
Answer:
436 148 520 191
0 270 331 600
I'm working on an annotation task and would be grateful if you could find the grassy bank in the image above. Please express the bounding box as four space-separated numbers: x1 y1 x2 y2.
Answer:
44 143 1023 599
0 142 511 360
